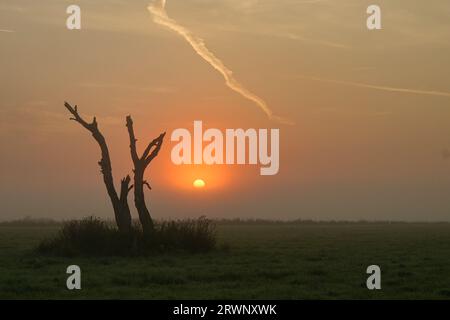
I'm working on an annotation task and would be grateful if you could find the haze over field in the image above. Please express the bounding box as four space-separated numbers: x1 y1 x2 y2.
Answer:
1 0 450 221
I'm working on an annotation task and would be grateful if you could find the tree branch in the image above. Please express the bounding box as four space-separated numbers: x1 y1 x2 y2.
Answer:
143 132 166 166
120 175 133 199
64 101 97 131
125 115 140 165
142 132 166 161
143 180 152 190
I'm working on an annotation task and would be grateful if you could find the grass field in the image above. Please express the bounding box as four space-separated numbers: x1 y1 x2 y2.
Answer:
1 222 450 299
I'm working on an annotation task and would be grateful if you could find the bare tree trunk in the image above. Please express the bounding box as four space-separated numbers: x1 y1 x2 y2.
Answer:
119 175 133 231
133 166 154 231
125 116 165 235
64 102 132 233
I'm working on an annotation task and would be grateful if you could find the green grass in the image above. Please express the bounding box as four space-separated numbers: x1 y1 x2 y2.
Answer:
1 222 450 299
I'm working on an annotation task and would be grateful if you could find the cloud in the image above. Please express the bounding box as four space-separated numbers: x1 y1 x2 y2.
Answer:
79 82 175 93
147 0 293 125
301 76 450 98
0 29 15 33
284 33 349 49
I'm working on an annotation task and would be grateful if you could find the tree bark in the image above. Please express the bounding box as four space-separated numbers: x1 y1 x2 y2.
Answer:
64 102 132 232
118 175 133 231
125 115 165 235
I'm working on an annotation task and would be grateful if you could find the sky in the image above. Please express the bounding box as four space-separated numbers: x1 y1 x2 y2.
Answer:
1 0 450 221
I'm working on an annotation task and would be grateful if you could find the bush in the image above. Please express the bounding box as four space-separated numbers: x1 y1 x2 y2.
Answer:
37 216 216 256
151 217 216 253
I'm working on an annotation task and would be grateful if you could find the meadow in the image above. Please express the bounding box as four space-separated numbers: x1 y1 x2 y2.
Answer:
1 221 450 299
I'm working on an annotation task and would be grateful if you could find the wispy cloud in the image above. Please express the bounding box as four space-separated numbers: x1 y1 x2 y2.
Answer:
0 29 15 33
285 33 349 49
301 76 450 98
79 82 175 93
148 0 293 125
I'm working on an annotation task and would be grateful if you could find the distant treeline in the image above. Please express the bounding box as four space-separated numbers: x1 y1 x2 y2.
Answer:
212 218 450 225
1 217 449 226
0 217 62 226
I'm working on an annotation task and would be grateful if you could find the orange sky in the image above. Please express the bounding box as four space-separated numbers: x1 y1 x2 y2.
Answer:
1 0 450 221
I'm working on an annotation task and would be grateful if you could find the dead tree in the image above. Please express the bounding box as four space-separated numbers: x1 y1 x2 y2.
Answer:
64 102 132 232
126 116 165 234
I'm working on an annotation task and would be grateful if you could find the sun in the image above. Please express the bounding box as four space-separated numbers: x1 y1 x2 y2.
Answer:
193 178 206 189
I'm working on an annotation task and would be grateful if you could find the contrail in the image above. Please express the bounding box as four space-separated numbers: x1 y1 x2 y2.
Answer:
303 76 450 98
148 0 293 125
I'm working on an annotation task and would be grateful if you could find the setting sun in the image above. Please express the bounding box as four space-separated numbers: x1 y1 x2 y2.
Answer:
193 179 206 189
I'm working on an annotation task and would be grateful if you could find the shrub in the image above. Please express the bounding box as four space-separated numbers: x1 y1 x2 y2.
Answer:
37 216 216 256
150 217 217 253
